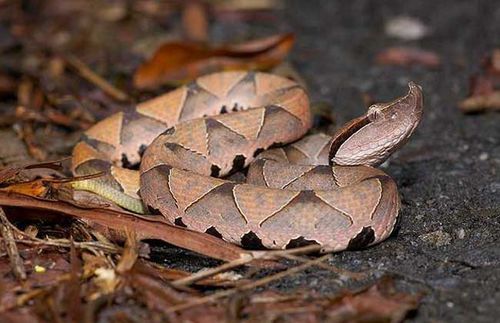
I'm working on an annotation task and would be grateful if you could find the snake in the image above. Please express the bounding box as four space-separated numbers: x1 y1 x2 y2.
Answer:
71 71 423 252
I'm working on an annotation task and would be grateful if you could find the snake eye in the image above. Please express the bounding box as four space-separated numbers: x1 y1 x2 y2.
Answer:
367 104 383 122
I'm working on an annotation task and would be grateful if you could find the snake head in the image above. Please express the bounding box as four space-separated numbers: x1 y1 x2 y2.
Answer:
330 82 424 166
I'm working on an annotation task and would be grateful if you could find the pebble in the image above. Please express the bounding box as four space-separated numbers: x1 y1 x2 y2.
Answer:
419 230 452 247
385 16 430 40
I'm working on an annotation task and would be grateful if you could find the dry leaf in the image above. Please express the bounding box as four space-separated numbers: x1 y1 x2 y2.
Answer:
459 91 500 113
376 47 441 68
460 49 500 113
133 33 295 89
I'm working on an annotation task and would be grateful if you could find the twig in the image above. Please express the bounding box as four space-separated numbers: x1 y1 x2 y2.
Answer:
278 254 367 281
0 212 121 254
253 244 322 259
172 245 324 287
0 206 26 280
64 54 130 102
165 254 331 313
172 253 253 287
11 238 120 254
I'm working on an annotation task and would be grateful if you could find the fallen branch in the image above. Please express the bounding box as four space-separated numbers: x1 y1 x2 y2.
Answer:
0 206 27 280
0 191 252 263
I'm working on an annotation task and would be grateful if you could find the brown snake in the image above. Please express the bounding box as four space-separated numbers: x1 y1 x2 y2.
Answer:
72 71 423 252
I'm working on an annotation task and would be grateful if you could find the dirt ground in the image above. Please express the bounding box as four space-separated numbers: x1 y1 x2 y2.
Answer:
1 0 499 322
157 1 500 321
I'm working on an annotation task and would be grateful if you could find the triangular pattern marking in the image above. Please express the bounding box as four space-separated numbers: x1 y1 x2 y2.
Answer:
169 119 209 156
110 166 140 197
263 162 315 189
254 72 296 96
71 141 108 171
136 87 187 126
169 169 225 211
314 179 382 223
291 133 331 160
85 112 123 148
214 108 265 140
197 71 247 98
270 87 310 125
233 185 299 225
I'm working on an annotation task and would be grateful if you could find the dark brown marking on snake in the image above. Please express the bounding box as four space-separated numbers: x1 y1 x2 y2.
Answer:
253 148 265 157
174 217 187 227
205 226 223 239
138 144 148 157
230 155 246 174
268 142 285 150
147 206 161 215
347 226 375 250
164 142 180 152
121 154 138 169
285 237 320 249
210 165 221 177
241 231 266 250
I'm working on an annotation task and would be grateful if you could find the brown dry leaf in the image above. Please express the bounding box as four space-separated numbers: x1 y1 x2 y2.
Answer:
483 48 500 75
241 278 421 322
376 47 441 68
0 180 50 198
0 160 66 198
323 278 421 322
116 230 139 274
133 33 295 89
459 91 500 113
460 49 500 113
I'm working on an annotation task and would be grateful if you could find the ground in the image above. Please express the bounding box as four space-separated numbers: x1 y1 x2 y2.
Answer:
158 1 500 321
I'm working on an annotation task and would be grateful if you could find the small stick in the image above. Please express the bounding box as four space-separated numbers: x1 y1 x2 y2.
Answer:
165 254 331 313
278 253 367 280
172 245 323 287
172 254 253 287
64 54 130 102
0 207 27 280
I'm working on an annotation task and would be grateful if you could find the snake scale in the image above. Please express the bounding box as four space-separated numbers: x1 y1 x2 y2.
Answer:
72 71 423 252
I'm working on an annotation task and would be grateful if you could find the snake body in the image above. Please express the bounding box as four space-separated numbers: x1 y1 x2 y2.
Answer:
72 71 423 252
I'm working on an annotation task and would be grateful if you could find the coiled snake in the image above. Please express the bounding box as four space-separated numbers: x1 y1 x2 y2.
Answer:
72 71 423 252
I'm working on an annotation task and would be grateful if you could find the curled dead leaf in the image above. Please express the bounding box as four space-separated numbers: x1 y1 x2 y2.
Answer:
133 33 295 89
460 49 500 113
376 47 441 68
459 91 500 113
